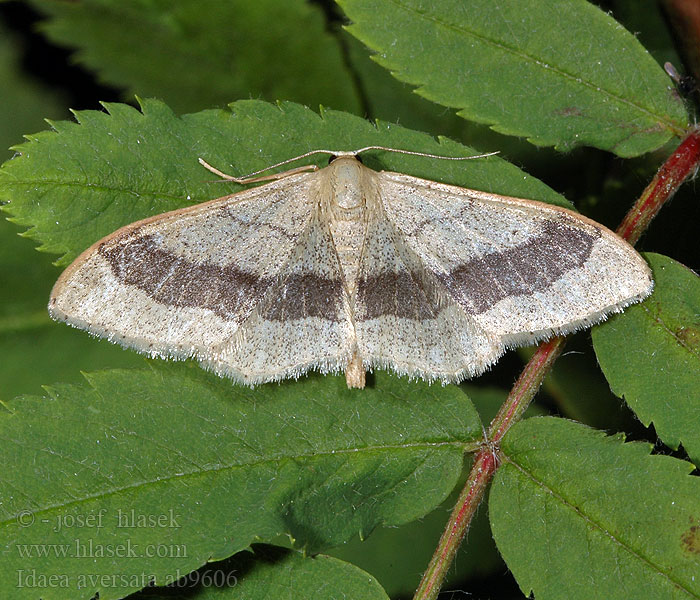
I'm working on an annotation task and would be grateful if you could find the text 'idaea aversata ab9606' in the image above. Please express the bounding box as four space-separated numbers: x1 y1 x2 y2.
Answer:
49 147 653 389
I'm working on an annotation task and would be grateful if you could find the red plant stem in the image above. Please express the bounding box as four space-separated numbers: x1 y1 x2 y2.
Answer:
487 337 566 443
413 127 700 600
412 338 565 600
412 449 498 599
616 128 700 244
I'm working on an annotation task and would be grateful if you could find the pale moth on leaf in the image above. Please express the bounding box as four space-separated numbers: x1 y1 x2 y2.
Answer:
49 147 653 388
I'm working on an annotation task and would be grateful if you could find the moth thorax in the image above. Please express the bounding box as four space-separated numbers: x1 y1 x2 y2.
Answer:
324 156 373 295
327 156 368 210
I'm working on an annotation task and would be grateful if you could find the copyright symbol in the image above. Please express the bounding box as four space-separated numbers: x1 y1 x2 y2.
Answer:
17 510 34 527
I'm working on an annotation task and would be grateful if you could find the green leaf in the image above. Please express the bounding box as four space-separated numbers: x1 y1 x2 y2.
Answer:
0 98 568 266
217 546 391 600
140 545 390 600
346 26 569 170
0 365 481 600
338 0 689 156
328 384 546 597
0 217 143 398
592 253 700 465
28 0 360 115
490 417 700 600
343 31 472 143
328 469 502 597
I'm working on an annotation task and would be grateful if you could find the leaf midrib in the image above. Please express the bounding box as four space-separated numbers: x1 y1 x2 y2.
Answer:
503 456 698 598
640 302 699 358
381 0 684 134
0 436 473 529
1 178 209 204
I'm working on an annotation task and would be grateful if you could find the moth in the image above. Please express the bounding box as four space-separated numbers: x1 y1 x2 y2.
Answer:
49 147 653 388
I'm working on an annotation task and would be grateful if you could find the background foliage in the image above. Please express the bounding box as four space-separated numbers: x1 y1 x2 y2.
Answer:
0 1 698 599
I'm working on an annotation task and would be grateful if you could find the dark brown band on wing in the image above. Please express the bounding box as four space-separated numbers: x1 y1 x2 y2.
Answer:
439 219 600 315
355 219 599 320
356 270 439 320
99 233 343 322
259 273 344 321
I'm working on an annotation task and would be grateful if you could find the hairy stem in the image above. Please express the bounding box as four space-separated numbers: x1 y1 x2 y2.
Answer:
616 128 700 244
413 127 700 600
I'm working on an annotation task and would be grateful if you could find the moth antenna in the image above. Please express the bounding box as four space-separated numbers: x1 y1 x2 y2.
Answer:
352 145 500 161
199 146 499 183
198 158 319 184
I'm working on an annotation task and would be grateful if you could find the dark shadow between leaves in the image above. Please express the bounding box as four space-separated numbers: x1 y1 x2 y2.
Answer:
132 544 291 599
